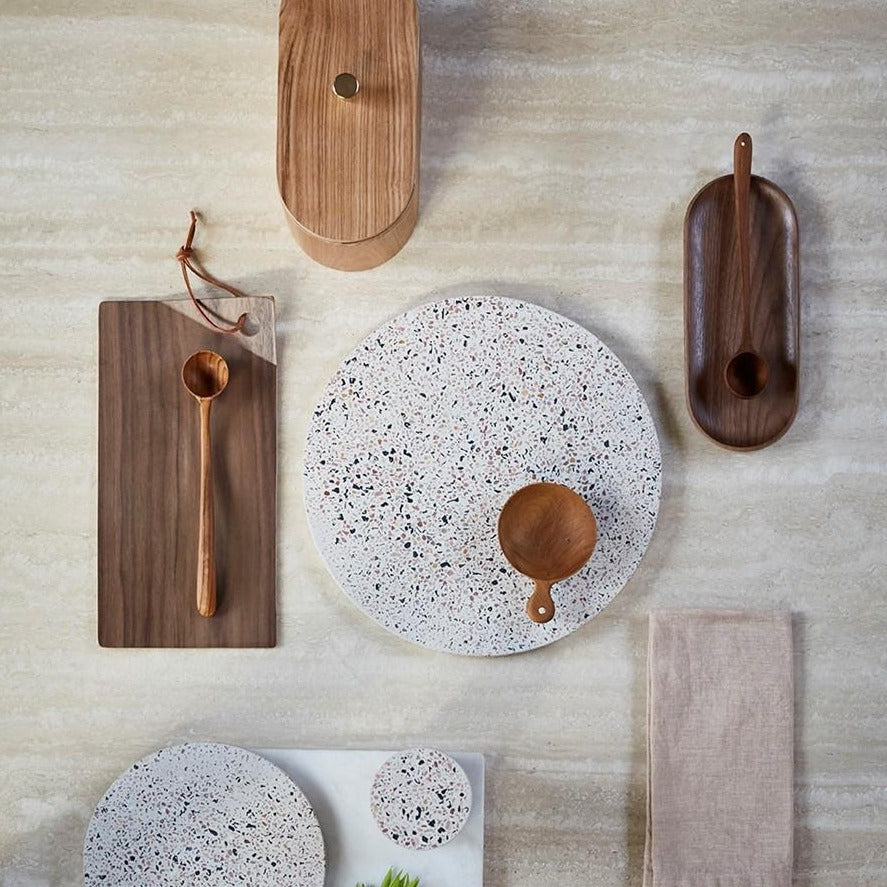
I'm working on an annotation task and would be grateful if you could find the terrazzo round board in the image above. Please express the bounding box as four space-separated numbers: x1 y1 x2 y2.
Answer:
84 742 325 886
304 296 662 656
370 748 472 850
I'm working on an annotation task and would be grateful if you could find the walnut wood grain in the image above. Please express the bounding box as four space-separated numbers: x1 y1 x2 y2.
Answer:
277 0 420 271
98 299 277 647
685 148 800 451
725 134 770 399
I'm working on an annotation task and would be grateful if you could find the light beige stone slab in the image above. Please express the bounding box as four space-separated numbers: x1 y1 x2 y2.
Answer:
1 0 885 884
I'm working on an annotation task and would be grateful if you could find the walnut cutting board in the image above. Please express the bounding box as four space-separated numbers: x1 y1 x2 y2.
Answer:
98 298 276 647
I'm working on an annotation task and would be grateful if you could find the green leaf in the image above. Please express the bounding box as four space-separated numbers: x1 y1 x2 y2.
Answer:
355 868 419 887
356 867 419 887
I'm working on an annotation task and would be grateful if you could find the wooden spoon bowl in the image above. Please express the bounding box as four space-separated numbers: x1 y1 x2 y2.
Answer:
182 350 229 400
724 349 769 399
497 482 598 624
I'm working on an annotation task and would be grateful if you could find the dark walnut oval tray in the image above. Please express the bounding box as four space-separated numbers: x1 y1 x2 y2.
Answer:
684 134 800 450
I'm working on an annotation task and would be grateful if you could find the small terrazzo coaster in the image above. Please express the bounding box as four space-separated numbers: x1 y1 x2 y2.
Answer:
84 742 325 886
370 748 472 850
304 295 662 655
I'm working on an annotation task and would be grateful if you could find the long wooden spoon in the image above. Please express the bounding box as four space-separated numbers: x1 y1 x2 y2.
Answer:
181 350 229 617
724 132 770 399
497 482 598 624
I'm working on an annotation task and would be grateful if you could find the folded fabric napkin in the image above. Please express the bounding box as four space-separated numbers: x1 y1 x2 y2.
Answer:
644 610 794 887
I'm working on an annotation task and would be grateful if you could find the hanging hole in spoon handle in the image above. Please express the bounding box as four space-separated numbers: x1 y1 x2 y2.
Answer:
726 132 770 399
527 580 555 624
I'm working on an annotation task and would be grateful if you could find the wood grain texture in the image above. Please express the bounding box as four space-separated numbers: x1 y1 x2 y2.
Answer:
181 350 231 618
2 1 887 884
498 483 598 624
277 0 420 270
283 187 419 272
98 299 276 647
685 164 800 450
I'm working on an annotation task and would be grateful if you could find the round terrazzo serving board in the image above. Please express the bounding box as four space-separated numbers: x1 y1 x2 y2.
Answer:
370 748 472 850
84 742 325 886
304 296 661 656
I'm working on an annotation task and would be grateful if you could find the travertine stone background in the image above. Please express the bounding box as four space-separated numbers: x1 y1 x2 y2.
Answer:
1 1 885 884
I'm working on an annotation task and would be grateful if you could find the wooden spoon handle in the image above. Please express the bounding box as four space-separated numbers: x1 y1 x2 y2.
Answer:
527 580 555 624
733 132 753 345
197 399 217 617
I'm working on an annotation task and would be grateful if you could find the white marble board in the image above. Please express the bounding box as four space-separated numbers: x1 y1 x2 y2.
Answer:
258 748 485 886
304 296 662 655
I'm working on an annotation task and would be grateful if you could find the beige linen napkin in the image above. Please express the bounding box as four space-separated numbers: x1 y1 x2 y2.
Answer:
644 610 794 887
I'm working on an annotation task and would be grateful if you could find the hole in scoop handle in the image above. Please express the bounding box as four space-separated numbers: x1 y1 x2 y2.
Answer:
527 580 555 624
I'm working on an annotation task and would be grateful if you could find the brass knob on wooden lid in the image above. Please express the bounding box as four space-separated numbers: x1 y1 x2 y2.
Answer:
332 72 359 100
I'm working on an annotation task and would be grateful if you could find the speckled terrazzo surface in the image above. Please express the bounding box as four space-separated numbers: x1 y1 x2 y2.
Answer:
304 297 661 655
2 1 886 884
83 743 325 886
370 748 472 850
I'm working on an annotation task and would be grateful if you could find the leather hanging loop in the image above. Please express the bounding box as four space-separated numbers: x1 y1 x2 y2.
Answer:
176 211 249 334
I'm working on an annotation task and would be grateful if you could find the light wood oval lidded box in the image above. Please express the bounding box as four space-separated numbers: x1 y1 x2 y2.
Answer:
277 0 420 271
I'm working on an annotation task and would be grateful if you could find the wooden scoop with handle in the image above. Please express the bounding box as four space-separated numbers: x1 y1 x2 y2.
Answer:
181 350 229 617
724 132 770 399
498 482 598 624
